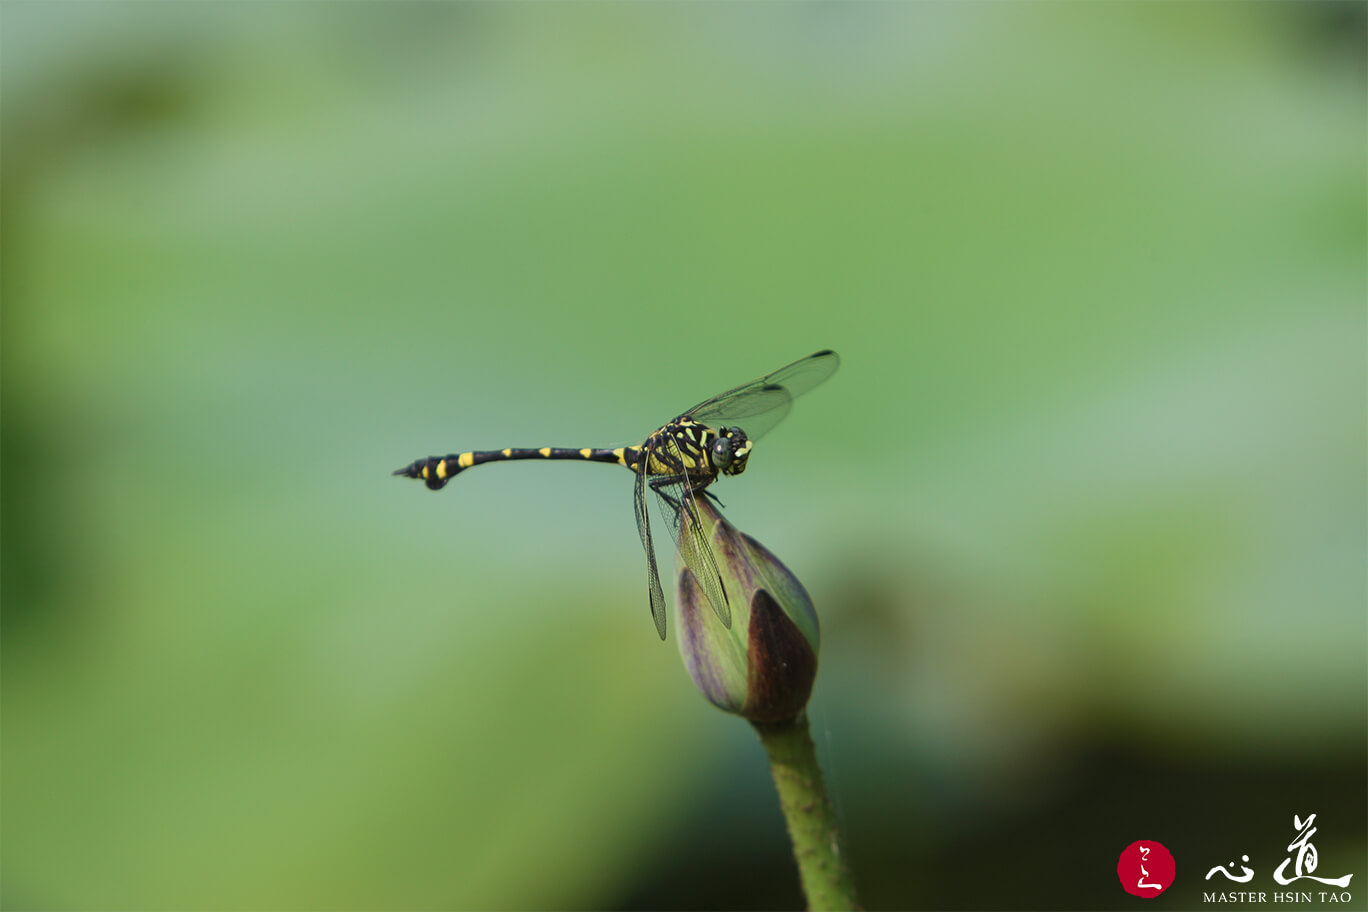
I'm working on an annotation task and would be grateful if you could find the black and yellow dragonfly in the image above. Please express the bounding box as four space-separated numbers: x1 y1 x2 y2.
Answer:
394 349 839 640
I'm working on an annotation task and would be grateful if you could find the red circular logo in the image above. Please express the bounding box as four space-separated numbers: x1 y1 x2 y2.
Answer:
1117 840 1175 898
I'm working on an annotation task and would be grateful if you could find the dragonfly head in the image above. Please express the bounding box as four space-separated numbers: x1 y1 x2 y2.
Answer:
711 427 752 476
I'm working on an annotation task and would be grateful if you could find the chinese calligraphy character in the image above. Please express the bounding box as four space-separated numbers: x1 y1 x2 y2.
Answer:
1136 846 1164 890
1272 813 1353 887
1205 855 1255 883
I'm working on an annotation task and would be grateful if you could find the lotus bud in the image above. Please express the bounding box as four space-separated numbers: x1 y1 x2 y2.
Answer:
675 495 819 723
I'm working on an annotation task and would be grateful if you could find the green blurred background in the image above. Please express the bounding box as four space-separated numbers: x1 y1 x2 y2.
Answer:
3 3 1364 910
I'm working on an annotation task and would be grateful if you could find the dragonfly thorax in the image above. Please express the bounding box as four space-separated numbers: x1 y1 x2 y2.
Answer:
642 419 751 481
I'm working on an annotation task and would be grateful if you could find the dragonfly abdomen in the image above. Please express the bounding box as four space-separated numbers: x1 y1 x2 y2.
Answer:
394 446 635 491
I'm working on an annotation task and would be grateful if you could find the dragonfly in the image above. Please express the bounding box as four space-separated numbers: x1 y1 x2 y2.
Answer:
394 349 840 640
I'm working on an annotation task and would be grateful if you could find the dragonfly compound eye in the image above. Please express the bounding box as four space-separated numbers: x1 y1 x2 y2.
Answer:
712 435 735 470
715 428 751 476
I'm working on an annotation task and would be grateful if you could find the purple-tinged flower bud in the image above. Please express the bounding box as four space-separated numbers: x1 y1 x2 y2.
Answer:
675 495 820 723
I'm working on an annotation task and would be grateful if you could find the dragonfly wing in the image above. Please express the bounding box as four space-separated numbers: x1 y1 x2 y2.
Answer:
676 487 732 629
633 455 669 640
651 439 732 629
684 349 838 440
689 386 793 440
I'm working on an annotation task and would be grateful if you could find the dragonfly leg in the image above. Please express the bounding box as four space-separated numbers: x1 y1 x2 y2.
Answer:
649 473 709 510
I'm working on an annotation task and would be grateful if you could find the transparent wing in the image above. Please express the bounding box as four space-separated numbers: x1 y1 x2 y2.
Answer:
650 439 732 629
690 386 794 442
684 349 839 441
633 458 669 640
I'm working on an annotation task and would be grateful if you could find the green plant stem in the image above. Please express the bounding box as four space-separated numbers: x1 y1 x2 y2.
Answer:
752 715 859 911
